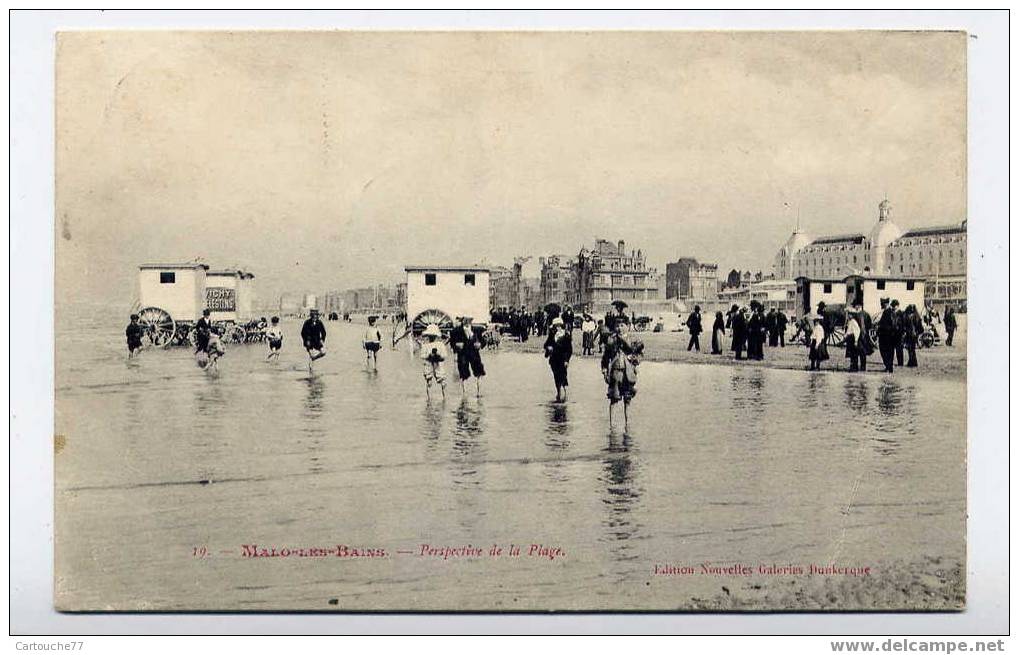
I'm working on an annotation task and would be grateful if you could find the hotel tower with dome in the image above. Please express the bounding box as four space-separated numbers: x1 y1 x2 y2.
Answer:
773 199 967 309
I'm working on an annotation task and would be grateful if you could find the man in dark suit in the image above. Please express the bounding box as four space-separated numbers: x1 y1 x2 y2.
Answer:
944 307 958 346
852 301 873 371
891 299 905 366
876 298 897 373
195 308 213 353
776 310 788 347
301 308 328 369
685 305 703 352
449 316 486 397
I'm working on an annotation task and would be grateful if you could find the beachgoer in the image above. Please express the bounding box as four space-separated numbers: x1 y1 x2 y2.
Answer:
944 307 957 346
747 303 765 360
199 326 227 371
449 315 486 397
845 307 862 372
852 301 873 371
301 308 327 370
194 308 213 354
808 317 828 371
766 308 779 347
730 306 748 360
776 310 788 347
265 316 283 362
711 311 725 354
601 317 643 430
904 304 922 368
561 306 575 333
891 299 905 367
544 317 573 402
363 315 382 370
685 305 703 352
420 323 448 401
581 315 596 356
876 298 897 373
125 313 144 357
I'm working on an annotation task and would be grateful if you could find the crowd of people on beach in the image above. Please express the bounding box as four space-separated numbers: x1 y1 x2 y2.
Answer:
126 295 957 429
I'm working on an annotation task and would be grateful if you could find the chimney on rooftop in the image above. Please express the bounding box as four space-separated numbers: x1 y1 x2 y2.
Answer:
617 240 625 255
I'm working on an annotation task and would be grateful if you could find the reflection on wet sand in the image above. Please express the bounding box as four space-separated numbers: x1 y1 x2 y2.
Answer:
420 401 445 450
55 317 967 610
843 376 870 415
451 399 485 486
542 401 573 484
301 376 326 474
599 431 643 571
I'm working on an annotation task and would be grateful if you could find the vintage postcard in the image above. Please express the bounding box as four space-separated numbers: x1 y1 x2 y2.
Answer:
54 30 967 611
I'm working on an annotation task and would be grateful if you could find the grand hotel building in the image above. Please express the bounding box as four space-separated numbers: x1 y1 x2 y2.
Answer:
773 200 967 308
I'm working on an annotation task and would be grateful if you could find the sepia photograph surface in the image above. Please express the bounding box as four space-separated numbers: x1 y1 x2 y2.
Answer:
55 29 968 612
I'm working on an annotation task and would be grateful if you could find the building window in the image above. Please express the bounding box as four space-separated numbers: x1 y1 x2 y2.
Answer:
464 273 476 286
160 271 176 284
877 280 886 290
425 273 437 286
823 283 832 293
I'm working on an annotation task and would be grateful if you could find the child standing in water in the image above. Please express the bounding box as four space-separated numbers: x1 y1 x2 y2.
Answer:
200 327 227 372
363 315 382 371
601 318 643 431
419 323 448 401
125 313 144 358
265 316 283 362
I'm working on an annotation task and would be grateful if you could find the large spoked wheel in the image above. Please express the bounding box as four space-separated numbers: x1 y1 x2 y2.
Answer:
827 325 846 347
412 309 454 337
919 331 935 349
136 307 176 348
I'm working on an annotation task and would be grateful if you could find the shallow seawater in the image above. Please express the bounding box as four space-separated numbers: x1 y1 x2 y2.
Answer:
55 306 966 610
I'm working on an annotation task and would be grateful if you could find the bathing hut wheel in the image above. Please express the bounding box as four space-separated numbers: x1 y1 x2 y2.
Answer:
228 325 246 344
136 306 176 348
827 324 847 347
411 309 454 337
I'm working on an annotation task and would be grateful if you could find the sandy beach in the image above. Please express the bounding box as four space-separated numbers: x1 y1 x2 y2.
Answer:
499 319 967 382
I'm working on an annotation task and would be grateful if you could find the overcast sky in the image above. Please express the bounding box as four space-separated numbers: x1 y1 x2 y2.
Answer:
56 30 966 305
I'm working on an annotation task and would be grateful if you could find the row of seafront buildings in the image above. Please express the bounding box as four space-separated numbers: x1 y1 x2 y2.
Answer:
521 198 968 320
664 199 967 316
285 197 966 323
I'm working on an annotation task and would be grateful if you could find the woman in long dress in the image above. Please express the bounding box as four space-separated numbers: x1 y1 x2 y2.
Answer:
808 318 828 371
711 311 725 354
544 317 573 402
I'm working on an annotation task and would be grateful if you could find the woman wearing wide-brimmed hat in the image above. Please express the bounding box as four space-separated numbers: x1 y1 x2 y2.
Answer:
544 316 573 402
